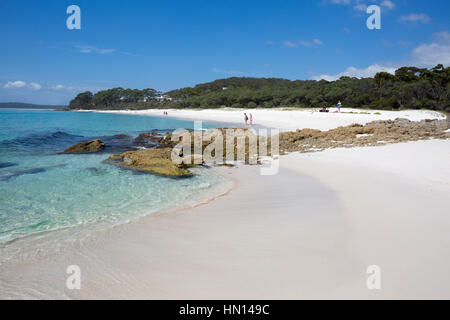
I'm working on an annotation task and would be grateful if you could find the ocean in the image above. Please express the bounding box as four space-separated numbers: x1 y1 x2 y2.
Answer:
0 109 231 253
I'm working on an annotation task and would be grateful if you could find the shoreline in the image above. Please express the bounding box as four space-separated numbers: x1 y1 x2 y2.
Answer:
1 139 449 299
1 109 449 299
0 165 234 269
82 107 445 131
1 163 345 299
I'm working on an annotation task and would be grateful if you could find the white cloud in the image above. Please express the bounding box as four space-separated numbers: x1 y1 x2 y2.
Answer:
76 45 115 54
3 81 42 90
120 51 138 57
51 84 76 91
312 64 397 81
264 41 274 45
283 41 298 48
313 39 324 46
381 0 395 10
2 81 80 92
283 39 324 48
330 0 351 4
353 3 367 11
411 31 450 66
433 31 450 43
329 0 395 12
312 30 449 81
400 13 431 24
4 81 27 89
28 82 41 90
299 40 313 47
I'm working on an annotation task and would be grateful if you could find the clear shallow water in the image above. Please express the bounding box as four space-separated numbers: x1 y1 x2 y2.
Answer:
0 109 229 245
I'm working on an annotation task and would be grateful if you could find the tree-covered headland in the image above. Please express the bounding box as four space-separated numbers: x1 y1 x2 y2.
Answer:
69 65 449 112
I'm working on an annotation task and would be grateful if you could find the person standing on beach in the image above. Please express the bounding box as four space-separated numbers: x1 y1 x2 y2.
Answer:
337 101 342 112
249 113 253 126
244 113 249 126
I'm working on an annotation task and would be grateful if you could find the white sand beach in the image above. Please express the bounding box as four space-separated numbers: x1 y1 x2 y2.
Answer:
94 108 445 131
1 109 449 299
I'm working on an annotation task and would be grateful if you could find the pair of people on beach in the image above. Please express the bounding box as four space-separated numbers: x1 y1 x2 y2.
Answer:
244 113 253 126
320 101 343 113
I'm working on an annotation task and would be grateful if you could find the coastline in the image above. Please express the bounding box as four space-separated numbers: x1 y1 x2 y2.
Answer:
3 0 449 302
2 139 449 299
0 165 234 271
1 163 346 299
1 108 449 299
86 107 446 131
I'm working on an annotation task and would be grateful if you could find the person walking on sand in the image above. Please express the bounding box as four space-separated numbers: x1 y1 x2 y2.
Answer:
249 113 253 126
244 113 249 126
337 100 342 112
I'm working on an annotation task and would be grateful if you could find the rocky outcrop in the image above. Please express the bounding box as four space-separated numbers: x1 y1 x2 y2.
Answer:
64 139 105 153
134 131 175 148
65 118 449 177
104 148 191 177
276 118 450 154
134 132 161 147
104 128 261 176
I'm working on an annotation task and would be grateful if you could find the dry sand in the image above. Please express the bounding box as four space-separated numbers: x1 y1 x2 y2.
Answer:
2 139 449 299
94 108 445 131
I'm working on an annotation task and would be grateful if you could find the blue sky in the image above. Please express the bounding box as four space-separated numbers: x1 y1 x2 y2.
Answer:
0 0 449 105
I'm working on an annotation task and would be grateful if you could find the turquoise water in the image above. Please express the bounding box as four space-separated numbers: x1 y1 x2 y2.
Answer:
0 109 229 245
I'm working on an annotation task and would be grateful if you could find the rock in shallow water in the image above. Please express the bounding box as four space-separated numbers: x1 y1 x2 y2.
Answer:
0 164 66 181
0 162 17 169
134 131 175 148
64 139 105 153
104 148 191 177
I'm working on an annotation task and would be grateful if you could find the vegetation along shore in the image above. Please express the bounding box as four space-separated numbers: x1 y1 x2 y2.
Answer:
68 65 449 112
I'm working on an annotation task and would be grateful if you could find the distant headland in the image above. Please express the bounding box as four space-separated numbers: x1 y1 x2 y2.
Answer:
0 102 66 109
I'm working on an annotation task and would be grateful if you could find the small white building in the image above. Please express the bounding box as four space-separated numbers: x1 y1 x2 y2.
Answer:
156 94 173 102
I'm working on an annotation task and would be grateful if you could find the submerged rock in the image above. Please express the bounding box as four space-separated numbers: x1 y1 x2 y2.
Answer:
0 164 66 182
134 131 175 148
64 139 105 153
0 162 17 169
134 132 164 148
105 148 191 177
86 167 108 175
99 134 136 153
0 168 47 181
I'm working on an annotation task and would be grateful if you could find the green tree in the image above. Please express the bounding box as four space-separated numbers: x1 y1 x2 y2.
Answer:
69 91 93 109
